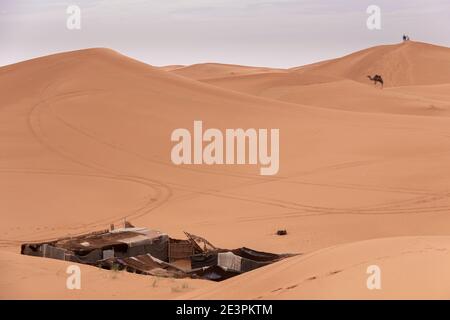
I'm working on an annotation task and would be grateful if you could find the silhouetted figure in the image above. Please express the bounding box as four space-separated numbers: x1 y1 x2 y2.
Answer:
367 74 384 88
403 34 407 41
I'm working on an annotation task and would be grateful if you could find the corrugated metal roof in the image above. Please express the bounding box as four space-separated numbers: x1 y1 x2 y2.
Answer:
118 234 153 246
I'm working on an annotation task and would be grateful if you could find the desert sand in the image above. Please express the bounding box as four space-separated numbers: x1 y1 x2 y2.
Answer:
169 62 286 80
2 41 450 299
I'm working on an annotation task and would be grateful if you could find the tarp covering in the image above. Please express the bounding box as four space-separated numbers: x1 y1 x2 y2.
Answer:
42 244 67 260
191 266 240 282
125 241 168 261
189 246 295 280
240 257 271 272
169 238 195 261
218 252 242 272
102 249 114 260
232 247 283 262
67 248 102 264
21 243 45 257
191 253 218 269
97 253 186 278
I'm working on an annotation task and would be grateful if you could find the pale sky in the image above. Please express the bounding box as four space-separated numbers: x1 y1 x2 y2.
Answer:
1 0 449 68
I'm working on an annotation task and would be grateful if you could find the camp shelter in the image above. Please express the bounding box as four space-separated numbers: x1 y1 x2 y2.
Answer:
189 247 293 281
232 247 287 262
21 226 296 282
21 227 169 264
97 253 187 278
168 238 195 262
191 265 241 281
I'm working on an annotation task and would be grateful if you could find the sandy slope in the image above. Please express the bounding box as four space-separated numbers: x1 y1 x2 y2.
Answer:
1 42 450 299
185 42 450 116
205 76 450 116
158 65 185 72
291 41 450 86
170 62 286 80
0 250 212 299
182 236 450 300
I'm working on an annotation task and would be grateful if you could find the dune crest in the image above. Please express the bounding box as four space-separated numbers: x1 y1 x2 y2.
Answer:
172 41 450 116
170 62 287 80
292 41 450 87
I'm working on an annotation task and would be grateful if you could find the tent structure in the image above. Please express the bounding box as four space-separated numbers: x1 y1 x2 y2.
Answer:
97 253 187 278
21 227 169 264
21 226 296 282
190 247 293 281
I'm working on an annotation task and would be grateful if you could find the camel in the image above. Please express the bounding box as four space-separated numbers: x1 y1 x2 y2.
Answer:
367 74 384 88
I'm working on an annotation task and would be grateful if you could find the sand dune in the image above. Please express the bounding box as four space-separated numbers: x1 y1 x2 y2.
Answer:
2 43 450 299
170 62 286 80
175 42 450 88
182 236 450 300
204 76 450 116
0 250 212 299
158 65 185 72
291 41 450 87
171 42 450 116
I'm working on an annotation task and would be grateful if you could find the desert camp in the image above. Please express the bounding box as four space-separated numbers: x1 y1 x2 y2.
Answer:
2 0 450 302
21 223 294 281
